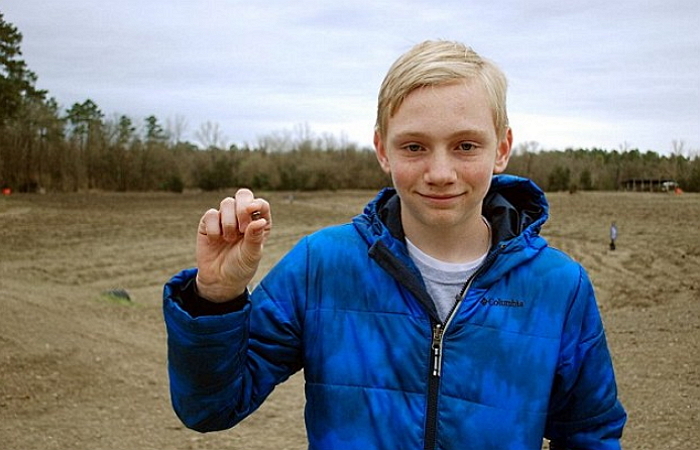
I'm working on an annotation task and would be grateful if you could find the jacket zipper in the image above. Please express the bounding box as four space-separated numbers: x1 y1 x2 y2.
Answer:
423 245 505 450
424 283 471 450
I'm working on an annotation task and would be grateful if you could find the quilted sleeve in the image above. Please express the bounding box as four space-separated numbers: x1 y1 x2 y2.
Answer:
163 246 306 432
545 266 627 449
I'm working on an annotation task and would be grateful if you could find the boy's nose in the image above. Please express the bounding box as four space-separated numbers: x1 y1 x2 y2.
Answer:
424 151 457 185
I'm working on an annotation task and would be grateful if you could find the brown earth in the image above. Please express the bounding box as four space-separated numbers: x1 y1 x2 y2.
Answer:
0 190 698 449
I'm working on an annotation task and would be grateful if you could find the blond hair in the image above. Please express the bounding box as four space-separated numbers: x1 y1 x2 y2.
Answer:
375 40 509 139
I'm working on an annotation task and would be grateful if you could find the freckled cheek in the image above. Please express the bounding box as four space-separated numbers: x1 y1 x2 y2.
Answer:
455 163 490 181
389 163 423 185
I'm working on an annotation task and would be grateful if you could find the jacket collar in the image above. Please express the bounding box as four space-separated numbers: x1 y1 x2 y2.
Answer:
366 175 549 248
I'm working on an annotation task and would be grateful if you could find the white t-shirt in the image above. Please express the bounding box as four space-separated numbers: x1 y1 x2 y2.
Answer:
406 237 488 322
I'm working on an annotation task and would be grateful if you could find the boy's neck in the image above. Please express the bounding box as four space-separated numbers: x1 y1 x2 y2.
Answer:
403 215 491 264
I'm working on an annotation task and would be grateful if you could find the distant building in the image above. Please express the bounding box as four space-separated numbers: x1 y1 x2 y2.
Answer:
621 179 679 192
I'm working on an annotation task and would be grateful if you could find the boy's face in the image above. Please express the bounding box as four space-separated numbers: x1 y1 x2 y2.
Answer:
374 79 512 236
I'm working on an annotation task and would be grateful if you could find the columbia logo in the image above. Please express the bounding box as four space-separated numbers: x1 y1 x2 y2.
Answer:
480 298 524 308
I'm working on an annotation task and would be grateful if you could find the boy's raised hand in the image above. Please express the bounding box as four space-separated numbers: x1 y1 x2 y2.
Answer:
195 188 271 302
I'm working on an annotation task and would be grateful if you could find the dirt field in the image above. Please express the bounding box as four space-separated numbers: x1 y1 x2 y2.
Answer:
1 189 698 449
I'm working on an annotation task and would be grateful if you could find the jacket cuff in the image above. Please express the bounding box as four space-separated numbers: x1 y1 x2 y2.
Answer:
182 276 249 317
167 268 249 317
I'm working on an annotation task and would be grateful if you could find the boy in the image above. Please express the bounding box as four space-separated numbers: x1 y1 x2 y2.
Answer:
163 40 626 449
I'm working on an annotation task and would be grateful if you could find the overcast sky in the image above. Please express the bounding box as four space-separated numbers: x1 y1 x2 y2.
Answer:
3 0 699 154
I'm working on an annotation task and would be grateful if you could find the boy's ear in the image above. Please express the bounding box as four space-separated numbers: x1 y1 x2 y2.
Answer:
493 128 513 174
374 130 391 174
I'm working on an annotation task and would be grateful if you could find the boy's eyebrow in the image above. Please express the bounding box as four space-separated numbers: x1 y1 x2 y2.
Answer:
391 128 492 142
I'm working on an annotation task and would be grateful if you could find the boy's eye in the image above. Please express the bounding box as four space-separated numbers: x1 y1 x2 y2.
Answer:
404 144 423 152
459 142 475 152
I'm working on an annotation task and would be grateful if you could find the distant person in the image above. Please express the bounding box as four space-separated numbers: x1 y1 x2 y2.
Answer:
163 40 626 449
610 221 618 251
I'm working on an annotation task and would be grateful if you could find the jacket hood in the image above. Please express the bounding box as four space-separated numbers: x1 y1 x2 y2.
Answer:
352 174 550 289
483 174 548 244
355 174 548 246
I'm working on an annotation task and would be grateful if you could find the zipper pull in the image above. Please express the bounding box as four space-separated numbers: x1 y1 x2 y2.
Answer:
431 323 445 377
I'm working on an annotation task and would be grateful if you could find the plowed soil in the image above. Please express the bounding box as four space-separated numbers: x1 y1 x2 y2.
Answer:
1 190 698 449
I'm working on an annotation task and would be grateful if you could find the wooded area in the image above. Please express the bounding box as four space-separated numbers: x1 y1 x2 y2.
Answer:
2 13 699 194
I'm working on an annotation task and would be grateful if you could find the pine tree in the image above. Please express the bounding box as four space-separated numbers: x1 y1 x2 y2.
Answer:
0 13 45 124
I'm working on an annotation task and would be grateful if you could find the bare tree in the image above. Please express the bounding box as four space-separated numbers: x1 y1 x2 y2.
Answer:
195 121 228 149
672 139 686 158
514 141 540 157
166 114 188 146
257 128 294 152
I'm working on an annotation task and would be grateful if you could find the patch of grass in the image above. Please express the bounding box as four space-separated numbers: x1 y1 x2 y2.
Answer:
98 290 136 306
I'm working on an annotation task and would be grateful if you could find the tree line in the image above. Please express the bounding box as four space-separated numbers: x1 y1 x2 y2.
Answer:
508 141 700 192
2 13 699 194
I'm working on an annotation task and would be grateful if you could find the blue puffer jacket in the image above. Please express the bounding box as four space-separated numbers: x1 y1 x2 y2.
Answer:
163 175 626 450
